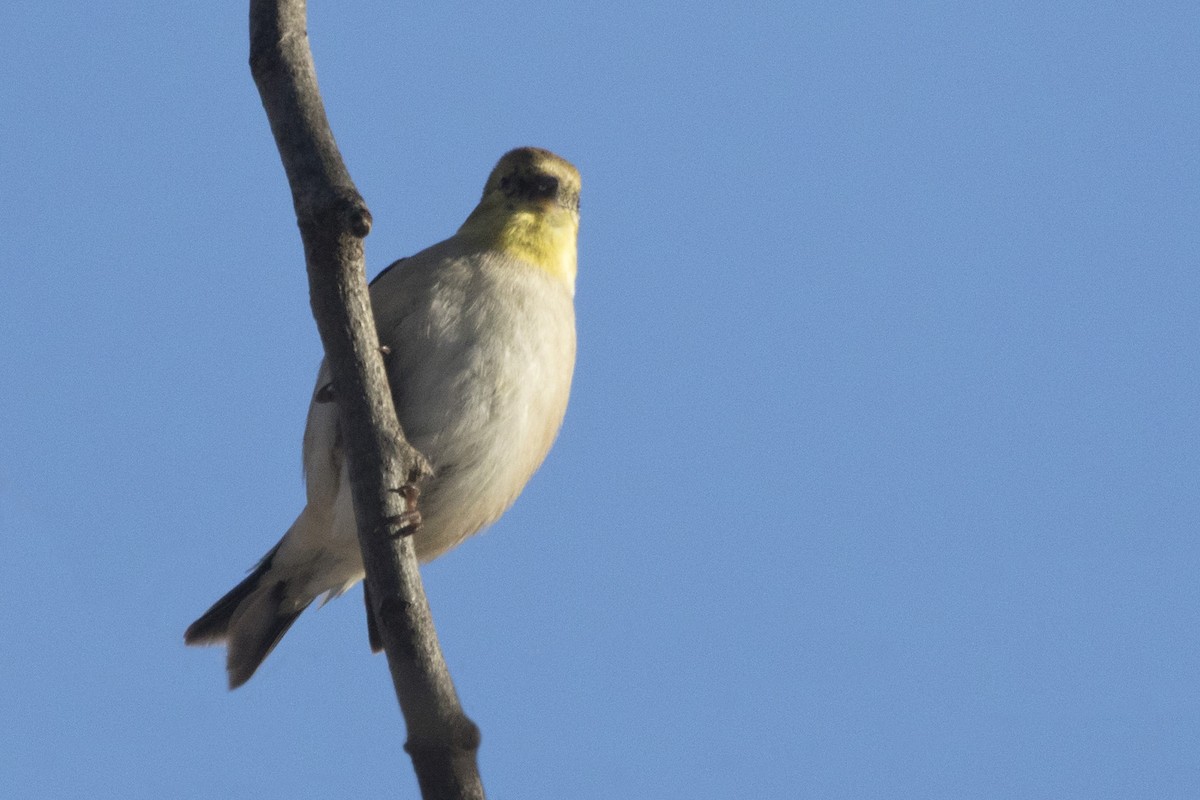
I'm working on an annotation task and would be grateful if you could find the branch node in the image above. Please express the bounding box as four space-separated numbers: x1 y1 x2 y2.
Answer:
339 196 373 237
405 714 483 761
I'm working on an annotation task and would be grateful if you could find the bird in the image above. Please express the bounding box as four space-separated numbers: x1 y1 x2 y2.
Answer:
185 147 579 688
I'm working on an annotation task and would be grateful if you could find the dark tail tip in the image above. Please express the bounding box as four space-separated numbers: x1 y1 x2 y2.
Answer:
185 560 272 646
225 580 308 689
185 544 309 688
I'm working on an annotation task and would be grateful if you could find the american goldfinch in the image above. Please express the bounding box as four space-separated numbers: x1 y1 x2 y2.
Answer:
186 147 579 688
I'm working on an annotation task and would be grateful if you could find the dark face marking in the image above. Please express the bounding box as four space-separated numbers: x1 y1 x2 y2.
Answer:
500 171 564 204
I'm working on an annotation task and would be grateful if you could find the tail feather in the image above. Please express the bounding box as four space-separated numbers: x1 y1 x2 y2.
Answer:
224 579 309 689
185 544 312 689
184 546 277 646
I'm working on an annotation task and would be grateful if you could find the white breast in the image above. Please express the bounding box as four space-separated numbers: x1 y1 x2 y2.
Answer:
376 249 577 560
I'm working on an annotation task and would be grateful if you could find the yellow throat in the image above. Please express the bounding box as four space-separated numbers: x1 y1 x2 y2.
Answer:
457 148 581 293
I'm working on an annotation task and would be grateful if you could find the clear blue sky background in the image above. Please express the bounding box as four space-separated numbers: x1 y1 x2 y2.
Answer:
2 2 1197 798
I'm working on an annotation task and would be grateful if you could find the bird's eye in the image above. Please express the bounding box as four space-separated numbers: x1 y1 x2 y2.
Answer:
532 175 559 198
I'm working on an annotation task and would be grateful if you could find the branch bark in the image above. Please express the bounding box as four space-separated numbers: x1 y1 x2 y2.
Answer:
247 2 484 797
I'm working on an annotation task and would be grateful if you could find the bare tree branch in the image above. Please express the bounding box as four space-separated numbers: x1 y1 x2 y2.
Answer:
247 2 484 796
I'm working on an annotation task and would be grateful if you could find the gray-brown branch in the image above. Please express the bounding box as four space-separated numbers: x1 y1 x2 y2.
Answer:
247 2 484 797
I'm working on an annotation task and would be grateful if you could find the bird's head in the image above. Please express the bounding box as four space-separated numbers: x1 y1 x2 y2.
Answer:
458 147 581 293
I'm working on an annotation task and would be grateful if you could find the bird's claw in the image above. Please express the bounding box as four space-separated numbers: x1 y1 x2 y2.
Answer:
384 510 422 538
384 481 423 537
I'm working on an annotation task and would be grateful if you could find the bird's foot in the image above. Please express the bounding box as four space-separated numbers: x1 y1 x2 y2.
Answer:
384 482 422 537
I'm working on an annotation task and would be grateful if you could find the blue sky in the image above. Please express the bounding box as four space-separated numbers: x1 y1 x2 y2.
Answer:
2 2 1198 798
